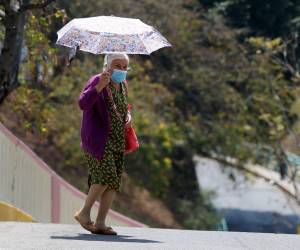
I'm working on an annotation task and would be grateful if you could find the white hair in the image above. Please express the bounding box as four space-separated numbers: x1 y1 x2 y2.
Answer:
103 53 129 71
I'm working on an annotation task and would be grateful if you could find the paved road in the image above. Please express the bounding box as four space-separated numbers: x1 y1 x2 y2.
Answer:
0 222 300 250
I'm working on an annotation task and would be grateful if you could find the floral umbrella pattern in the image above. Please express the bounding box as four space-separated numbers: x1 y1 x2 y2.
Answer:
56 16 172 55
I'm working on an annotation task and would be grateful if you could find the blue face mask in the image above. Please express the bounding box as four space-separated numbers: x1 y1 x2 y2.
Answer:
111 69 127 84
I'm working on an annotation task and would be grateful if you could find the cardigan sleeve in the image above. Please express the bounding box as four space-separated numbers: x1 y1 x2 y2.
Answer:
78 75 102 110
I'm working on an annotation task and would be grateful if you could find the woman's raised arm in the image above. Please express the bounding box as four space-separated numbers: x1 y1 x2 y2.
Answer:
78 75 101 110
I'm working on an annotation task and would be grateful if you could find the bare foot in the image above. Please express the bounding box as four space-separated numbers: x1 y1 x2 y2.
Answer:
74 209 94 232
93 222 112 230
92 222 116 235
76 209 92 224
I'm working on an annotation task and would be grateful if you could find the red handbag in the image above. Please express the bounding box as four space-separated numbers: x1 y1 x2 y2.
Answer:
125 103 139 154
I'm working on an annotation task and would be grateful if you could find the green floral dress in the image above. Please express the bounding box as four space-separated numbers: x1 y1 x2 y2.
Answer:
84 81 128 192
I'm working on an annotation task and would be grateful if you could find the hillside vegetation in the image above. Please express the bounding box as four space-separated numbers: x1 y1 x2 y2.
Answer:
1 0 300 229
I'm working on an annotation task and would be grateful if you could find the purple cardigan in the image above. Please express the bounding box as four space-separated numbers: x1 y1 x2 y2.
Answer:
78 74 111 161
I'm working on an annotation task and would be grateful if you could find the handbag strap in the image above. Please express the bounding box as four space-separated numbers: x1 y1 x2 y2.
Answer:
124 79 128 98
106 81 127 123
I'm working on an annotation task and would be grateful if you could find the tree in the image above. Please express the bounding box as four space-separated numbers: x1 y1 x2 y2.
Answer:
199 0 300 37
0 0 56 104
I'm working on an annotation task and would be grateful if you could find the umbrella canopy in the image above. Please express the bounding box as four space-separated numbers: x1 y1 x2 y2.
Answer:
56 15 172 55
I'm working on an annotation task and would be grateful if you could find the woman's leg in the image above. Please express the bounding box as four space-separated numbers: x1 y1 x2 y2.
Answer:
94 187 116 228
77 183 108 223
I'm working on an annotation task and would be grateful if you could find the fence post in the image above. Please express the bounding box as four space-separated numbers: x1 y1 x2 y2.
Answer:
51 175 60 223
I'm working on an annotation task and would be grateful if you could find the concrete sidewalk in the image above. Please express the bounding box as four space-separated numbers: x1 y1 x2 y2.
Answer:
0 222 299 250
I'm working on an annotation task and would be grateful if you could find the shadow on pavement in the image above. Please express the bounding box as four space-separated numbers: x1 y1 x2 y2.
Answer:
50 233 163 243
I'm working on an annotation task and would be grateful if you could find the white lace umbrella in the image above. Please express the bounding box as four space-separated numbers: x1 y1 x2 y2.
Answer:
56 15 172 56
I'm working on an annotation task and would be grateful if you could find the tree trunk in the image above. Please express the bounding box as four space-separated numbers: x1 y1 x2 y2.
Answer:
0 0 29 104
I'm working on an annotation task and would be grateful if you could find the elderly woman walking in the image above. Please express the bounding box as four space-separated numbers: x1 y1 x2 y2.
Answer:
74 53 131 235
